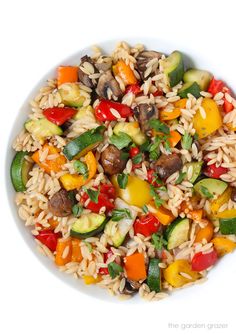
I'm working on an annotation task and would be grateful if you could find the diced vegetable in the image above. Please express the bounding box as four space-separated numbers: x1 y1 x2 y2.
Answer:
134 213 160 237
194 178 228 198
83 275 102 285
43 107 76 125
216 209 236 219
111 175 152 207
210 187 232 216
150 203 175 225
194 220 214 243
113 121 146 145
32 143 66 174
174 98 187 109
163 259 201 288
70 213 106 239
55 238 72 266
185 161 203 184
71 239 83 262
169 130 181 147
113 60 137 86
35 229 61 252
60 151 97 191
204 162 228 179
57 66 78 87
81 184 115 213
11 151 33 192
25 118 63 142
183 69 212 91
58 83 85 107
219 216 236 234
124 253 147 281
125 83 142 95
190 209 203 221
73 105 94 120
164 218 190 250
147 258 161 292
160 108 181 121
161 51 184 87
63 126 105 160
191 250 218 271
178 82 201 98
212 237 236 257
105 198 137 247
95 100 133 122
193 98 222 139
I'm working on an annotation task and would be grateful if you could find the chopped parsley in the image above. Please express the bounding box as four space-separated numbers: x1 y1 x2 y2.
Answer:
108 262 124 279
151 233 168 250
73 160 88 179
181 132 193 150
72 204 83 217
132 152 143 165
149 119 170 135
175 171 187 185
117 173 128 189
111 208 132 221
142 205 149 214
85 188 100 203
150 185 164 208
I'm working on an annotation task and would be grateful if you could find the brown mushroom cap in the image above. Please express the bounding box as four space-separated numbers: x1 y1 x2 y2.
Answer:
154 153 183 180
136 50 163 80
96 71 122 100
100 145 127 175
78 55 97 88
48 189 74 217
134 103 159 132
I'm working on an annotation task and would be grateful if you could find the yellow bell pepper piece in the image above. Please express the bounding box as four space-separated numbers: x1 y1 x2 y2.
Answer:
111 175 152 208
215 209 236 219
163 259 201 288
83 275 102 285
193 98 222 139
60 151 97 191
113 121 146 145
226 122 236 132
212 237 236 257
211 187 232 216
113 60 137 86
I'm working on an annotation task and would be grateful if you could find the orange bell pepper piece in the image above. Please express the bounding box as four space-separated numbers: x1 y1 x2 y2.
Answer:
124 253 147 281
194 219 214 243
169 130 181 147
150 202 175 225
32 143 66 174
48 218 59 230
113 60 137 86
57 66 78 87
71 239 83 262
190 209 203 221
160 108 181 121
174 98 187 109
212 237 236 257
55 237 72 266
60 151 97 191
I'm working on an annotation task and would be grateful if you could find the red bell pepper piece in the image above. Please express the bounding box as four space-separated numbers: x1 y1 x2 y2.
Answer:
204 162 228 179
43 107 76 125
35 229 61 252
125 84 142 95
208 78 234 113
100 184 116 199
147 169 162 187
99 249 114 275
134 213 160 237
81 184 116 213
153 89 163 97
94 100 133 122
191 249 218 271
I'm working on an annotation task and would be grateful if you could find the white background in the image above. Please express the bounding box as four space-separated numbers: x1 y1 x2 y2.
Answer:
1 0 236 334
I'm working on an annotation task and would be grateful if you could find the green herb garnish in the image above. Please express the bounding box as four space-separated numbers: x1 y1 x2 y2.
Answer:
181 132 193 150
117 173 128 189
84 241 93 253
132 152 143 165
142 205 149 214
111 208 132 221
72 204 83 217
85 188 100 203
149 119 170 135
73 160 88 179
200 185 213 198
150 185 164 208
151 233 168 250
108 262 124 279
110 132 132 150
175 171 187 185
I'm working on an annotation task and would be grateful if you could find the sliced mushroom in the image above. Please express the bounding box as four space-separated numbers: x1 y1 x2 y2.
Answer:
121 279 141 294
48 189 74 217
136 50 162 80
95 56 112 72
154 153 183 180
231 188 236 202
100 145 127 175
78 55 97 88
96 71 122 100
134 103 159 132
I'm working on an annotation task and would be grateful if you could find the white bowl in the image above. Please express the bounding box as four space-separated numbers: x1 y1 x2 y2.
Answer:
5 38 236 302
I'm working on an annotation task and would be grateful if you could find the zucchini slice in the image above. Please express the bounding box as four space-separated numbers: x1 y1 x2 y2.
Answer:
147 258 161 292
11 151 33 192
161 51 184 87
25 118 63 141
164 218 190 250
70 213 106 239
63 126 105 160
58 83 85 107
185 161 203 184
183 69 212 91
178 82 201 98
194 178 228 198
220 217 236 235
